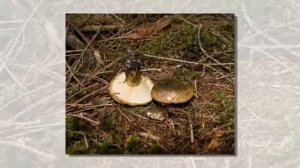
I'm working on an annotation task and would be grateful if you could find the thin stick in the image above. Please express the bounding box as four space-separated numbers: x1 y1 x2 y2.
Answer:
210 122 234 134
67 19 104 65
142 54 232 66
141 68 162 72
66 83 99 102
143 54 200 65
102 56 122 71
116 108 149 132
66 32 86 50
176 15 197 27
116 107 133 123
194 80 198 98
67 103 113 107
81 25 124 32
190 124 194 143
67 20 94 50
66 113 100 126
138 132 161 141
66 49 84 53
197 24 231 71
90 75 109 85
197 24 209 58
74 86 107 104
143 53 233 82
83 134 89 148
66 62 84 87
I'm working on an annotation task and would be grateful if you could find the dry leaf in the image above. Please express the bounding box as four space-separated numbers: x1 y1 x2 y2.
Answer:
126 16 173 40
205 130 226 152
206 138 222 152
93 50 104 65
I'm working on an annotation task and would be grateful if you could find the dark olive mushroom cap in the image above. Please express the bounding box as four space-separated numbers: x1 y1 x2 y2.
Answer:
151 78 194 104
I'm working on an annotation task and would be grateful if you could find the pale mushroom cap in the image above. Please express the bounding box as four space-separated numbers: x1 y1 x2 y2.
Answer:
109 72 154 106
143 106 168 121
151 78 194 104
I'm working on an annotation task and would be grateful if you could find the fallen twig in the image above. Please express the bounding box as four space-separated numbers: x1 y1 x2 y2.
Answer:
142 54 233 66
190 123 194 143
74 86 108 104
197 24 231 71
102 56 123 71
66 32 86 50
138 132 161 141
66 113 100 126
84 134 89 148
81 25 124 32
209 122 234 134
67 103 113 108
142 54 233 82
66 62 84 87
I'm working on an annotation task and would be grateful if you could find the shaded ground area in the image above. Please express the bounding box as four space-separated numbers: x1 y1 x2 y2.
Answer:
66 14 235 154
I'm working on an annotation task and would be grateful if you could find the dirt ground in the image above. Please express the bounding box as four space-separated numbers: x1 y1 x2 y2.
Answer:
65 14 235 154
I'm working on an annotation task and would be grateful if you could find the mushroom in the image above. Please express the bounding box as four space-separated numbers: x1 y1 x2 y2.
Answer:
109 56 154 106
151 78 194 104
142 105 168 121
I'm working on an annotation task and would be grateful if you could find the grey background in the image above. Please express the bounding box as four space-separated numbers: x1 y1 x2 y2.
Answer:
0 0 299 167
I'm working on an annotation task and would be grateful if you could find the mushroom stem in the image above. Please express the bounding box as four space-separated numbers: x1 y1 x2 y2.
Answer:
125 69 142 86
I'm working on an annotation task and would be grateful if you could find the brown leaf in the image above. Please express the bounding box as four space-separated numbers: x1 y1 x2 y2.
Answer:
125 16 173 40
205 130 226 152
206 138 222 152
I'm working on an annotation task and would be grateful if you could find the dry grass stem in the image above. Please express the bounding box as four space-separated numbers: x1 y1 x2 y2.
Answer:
67 113 100 126
138 132 161 141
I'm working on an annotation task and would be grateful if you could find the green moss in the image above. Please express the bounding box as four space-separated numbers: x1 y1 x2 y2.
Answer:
78 88 87 97
126 134 140 154
67 141 89 154
219 23 234 33
139 25 198 56
186 105 201 114
66 117 89 131
66 117 97 153
96 142 123 154
182 43 201 61
101 113 114 131
173 68 199 83
150 144 163 154
121 106 144 113
200 29 218 49
211 91 234 125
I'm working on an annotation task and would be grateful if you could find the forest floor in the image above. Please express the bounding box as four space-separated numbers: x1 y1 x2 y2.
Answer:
66 14 235 154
